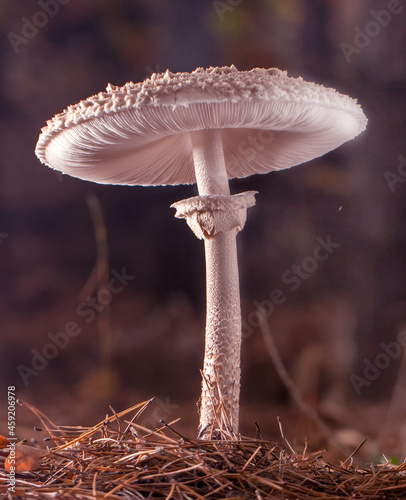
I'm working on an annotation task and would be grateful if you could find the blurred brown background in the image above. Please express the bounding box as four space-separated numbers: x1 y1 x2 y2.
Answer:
1 0 405 459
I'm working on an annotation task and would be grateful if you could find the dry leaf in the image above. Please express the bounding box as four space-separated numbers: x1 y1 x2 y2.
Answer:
0 435 10 449
5 445 48 472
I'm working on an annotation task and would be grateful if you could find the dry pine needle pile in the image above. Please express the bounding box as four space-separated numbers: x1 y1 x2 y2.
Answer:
1 399 406 499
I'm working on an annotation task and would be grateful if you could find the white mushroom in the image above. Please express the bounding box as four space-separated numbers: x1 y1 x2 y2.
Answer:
35 66 367 439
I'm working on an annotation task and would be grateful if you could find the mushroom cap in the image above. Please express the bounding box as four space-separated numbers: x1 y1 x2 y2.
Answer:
35 66 367 186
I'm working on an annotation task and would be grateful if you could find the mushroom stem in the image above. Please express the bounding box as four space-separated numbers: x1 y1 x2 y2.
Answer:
191 129 230 196
190 129 242 438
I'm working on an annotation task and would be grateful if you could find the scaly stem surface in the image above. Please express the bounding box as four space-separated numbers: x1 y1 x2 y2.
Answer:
191 129 242 438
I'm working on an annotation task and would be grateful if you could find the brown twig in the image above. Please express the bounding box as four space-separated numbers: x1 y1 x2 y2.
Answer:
257 307 351 456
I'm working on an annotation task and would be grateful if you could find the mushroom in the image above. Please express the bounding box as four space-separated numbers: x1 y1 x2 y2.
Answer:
35 66 367 439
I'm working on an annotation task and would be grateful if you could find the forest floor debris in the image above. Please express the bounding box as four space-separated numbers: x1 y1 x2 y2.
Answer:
1 399 406 499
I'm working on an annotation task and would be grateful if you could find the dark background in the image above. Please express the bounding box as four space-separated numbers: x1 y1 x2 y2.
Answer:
0 0 405 459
